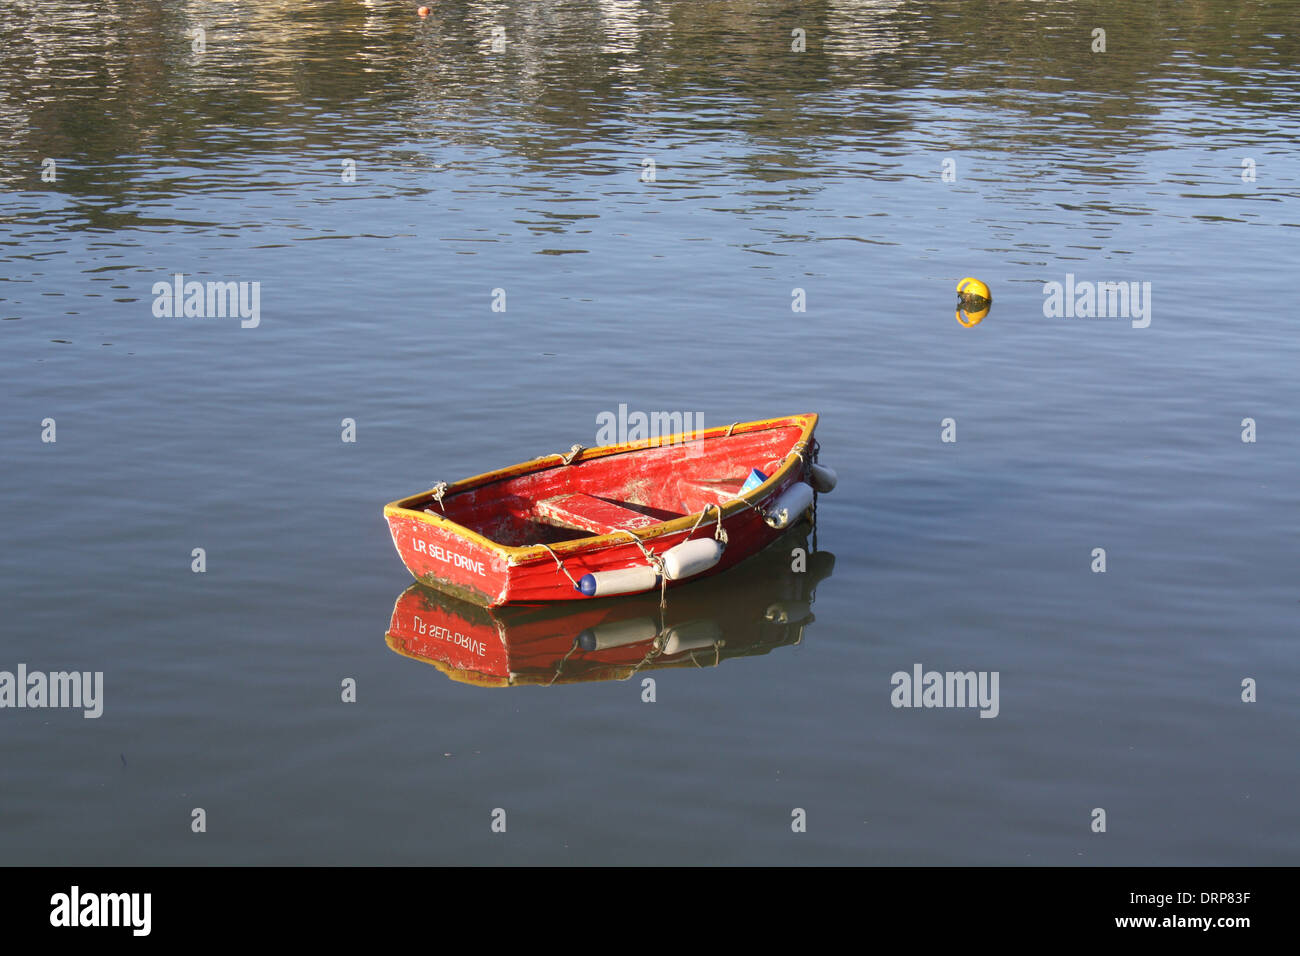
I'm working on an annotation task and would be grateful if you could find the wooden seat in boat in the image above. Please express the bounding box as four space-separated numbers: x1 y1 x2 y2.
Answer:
535 494 665 535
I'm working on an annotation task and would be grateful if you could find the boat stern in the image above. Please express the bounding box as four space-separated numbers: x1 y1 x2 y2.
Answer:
383 504 514 607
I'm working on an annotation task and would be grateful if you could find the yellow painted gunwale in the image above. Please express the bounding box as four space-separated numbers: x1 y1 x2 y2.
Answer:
382 413 819 566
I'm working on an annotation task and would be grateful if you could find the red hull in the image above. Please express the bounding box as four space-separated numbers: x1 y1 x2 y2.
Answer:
385 528 836 687
383 413 823 607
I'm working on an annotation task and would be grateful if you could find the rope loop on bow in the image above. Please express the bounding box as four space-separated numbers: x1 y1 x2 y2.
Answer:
424 482 448 513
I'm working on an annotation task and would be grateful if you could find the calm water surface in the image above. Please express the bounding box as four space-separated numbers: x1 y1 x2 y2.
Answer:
1 0 1297 864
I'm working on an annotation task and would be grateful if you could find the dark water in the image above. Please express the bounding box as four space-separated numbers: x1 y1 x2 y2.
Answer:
1 0 1296 864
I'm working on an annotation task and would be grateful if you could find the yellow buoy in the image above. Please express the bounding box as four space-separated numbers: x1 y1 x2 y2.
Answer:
955 276 991 327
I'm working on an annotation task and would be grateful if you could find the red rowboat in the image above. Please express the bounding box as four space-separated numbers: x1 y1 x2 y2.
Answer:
385 526 836 687
383 413 834 607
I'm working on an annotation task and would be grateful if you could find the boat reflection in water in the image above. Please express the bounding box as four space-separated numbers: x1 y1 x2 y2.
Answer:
384 527 835 688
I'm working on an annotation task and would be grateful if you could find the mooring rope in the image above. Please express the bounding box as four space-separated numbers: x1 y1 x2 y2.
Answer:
684 502 727 543
686 644 724 668
610 528 669 610
536 542 581 589
560 443 584 465
610 528 662 569
424 482 448 513
548 638 582 686
627 637 666 677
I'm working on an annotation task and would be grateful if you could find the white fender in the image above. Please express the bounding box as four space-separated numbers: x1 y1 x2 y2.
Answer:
764 481 815 529
578 617 659 651
661 619 722 656
662 538 725 581
810 463 838 494
577 565 658 598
